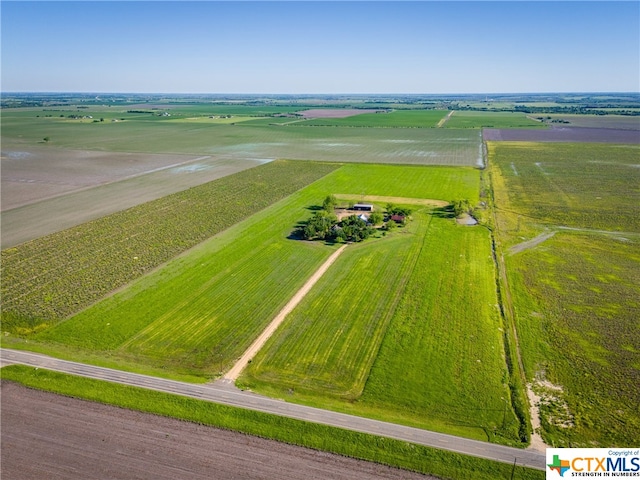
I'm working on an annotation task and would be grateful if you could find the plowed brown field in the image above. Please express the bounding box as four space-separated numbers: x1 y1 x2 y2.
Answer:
0 382 434 480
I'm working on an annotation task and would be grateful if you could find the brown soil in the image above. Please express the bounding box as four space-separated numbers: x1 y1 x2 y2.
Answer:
1 381 434 480
334 194 449 208
1 148 260 247
1 147 206 210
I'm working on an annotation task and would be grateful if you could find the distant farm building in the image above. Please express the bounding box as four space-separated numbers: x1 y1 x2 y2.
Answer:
353 204 373 212
391 214 406 223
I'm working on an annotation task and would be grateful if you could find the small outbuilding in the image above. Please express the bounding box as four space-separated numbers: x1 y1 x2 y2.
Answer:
353 204 373 212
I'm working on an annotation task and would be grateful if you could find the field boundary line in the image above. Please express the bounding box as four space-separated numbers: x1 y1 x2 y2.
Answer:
223 244 348 381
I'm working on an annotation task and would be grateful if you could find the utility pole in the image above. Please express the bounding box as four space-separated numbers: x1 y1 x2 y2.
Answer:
509 457 517 480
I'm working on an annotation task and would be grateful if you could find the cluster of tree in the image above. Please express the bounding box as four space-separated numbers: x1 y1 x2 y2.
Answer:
299 211 376 242
298 197 414 243
452 199 473 217
386 203 412 218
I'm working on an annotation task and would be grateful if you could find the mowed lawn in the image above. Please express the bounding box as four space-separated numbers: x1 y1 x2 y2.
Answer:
490 141 640 447
243 213 517 444
32 164 481 379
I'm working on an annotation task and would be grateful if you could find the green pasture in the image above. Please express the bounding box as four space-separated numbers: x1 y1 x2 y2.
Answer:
169 115 257 124
1 366 544 480
242 211 431 399
5 163 482 380
322 163 480 202
360 217 517 442
490 141 640 446
243 212 519 444
295 109 448 128
35 201 334 376
488 142 640 238
2 107 482 166
506 233 640 447
444 111 546 129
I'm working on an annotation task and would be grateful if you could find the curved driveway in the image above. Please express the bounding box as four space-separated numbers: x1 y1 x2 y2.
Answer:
1 348 545 471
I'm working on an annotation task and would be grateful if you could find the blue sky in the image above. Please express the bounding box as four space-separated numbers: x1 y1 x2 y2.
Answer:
2 1 639 93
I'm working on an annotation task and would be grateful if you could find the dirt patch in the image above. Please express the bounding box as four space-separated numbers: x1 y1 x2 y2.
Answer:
297 108 382 119
1 381 433 480
334 194 449 208
526 384 548 452
509 231 556 255
455 213 478 226
483 127 640 144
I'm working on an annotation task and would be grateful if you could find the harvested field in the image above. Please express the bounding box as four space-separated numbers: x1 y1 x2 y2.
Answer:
540 114 640 130
483 127 640 143
0 381 433 480
297 108 380 118
0 147 210 210
1 154 263 247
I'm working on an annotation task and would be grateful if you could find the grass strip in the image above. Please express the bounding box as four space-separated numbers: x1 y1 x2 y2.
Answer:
1 365 543 480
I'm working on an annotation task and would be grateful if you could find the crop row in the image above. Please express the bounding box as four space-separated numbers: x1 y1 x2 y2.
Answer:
1 160 340 325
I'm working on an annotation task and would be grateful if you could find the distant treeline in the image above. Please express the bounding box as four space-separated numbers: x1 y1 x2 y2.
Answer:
452 104 640 116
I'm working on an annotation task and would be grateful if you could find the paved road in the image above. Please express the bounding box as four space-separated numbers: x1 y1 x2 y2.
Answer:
1 348 545 471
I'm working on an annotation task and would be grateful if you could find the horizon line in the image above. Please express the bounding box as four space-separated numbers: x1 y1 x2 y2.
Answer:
4 91 640 96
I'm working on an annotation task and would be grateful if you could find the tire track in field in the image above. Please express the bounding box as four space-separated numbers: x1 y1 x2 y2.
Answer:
436 110 454 128
224 244 348 381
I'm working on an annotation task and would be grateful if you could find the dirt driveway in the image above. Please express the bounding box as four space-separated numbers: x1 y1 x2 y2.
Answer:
1 381 433 480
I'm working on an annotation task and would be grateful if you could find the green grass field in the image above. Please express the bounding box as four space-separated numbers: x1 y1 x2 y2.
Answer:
490 142 640 235
295 109 448 127
489 141 640 447
4 164 482 383
3 96 637 467
3 162 514 446
444 111 546 129
242 211 432 399
243 212 520 444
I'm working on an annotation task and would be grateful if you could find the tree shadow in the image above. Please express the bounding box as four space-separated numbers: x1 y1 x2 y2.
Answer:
287 221 307 240
431 205 455 219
